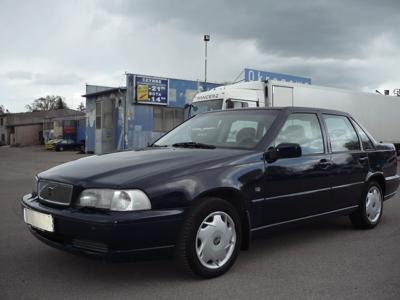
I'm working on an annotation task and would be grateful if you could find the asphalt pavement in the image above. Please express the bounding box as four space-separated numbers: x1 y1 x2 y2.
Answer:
1 146 399 299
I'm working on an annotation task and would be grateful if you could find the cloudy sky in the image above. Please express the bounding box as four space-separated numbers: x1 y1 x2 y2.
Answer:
1 0 400 112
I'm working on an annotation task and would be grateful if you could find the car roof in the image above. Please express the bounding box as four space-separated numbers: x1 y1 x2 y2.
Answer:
278 106 351 116
198 106 352 117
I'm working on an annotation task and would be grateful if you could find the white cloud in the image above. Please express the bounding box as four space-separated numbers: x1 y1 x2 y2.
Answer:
0 0 400 112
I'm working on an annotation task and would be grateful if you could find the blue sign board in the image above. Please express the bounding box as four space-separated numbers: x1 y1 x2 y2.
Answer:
134 75 169 105
244 68 311 84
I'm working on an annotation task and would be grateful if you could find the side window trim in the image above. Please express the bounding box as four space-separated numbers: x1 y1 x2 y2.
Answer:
316 111 330 154
347 116 362 151
350 118 376 151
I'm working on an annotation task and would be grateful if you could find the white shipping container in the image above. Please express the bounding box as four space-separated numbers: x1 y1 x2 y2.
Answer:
191 80 400 149
269 81 400 144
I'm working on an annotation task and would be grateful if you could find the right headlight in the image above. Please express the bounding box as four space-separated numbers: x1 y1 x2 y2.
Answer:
77 189 152 211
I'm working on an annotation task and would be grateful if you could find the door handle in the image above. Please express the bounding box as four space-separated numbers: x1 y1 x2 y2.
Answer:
359 156 369 163
318 159 333 169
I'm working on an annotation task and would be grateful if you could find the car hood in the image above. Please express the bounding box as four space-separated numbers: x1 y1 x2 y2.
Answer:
38 147 253 188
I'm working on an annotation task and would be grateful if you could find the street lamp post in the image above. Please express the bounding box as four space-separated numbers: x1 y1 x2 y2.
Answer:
204 34 210 83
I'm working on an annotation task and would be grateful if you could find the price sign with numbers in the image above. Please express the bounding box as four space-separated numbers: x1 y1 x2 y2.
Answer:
134 75 169 105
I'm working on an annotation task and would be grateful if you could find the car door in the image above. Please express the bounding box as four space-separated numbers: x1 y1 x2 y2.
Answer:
322 114 369 209
252 112 333 228
67 139 76 150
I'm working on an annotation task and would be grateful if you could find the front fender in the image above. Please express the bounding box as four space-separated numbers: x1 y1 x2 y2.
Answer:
144 160 265 212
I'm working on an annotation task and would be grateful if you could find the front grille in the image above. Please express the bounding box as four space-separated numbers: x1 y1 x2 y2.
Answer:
32 229 109 253
38 180 73 206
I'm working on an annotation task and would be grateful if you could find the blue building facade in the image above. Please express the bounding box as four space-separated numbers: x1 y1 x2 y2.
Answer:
84 74 219 154
84 69 311 154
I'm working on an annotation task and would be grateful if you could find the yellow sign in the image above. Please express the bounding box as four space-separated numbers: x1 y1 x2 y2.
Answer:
137 84 149 101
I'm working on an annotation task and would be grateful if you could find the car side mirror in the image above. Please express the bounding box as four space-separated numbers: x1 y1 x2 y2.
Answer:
265 143 302 163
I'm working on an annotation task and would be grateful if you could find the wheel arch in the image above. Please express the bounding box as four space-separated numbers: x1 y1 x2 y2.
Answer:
191 187 251 250
366 172 385 195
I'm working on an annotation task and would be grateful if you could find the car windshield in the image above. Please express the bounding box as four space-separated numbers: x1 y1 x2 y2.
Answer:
190 99 223 116
154 110 279 150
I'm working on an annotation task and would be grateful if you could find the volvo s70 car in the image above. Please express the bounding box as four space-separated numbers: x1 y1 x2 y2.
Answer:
22 107 399 278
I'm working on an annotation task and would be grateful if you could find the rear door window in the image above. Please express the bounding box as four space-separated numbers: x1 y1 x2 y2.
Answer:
323 115 360 152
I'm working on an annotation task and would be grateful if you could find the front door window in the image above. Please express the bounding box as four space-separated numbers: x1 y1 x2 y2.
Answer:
275 113 324 155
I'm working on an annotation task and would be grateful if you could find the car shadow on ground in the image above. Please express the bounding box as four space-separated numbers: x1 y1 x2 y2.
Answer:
24 215 360 282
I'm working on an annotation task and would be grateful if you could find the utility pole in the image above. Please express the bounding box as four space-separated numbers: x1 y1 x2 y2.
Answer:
204 35 210 83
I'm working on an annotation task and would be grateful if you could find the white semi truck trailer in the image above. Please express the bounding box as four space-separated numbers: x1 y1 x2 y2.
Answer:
190 80 400 153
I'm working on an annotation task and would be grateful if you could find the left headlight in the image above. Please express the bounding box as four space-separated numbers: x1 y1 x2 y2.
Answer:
77 189 152 211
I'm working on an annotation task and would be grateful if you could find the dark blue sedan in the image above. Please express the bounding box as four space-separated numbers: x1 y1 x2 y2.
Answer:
22 107 399 278
54 139 81 152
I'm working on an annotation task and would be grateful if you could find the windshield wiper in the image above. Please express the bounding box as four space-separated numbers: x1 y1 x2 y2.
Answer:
172 142 216 149
149 144 168 148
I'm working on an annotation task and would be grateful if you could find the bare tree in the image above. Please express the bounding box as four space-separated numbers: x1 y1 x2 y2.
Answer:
25 95 68 112
55 97 68 110
0 104 9 114
77 101 86 112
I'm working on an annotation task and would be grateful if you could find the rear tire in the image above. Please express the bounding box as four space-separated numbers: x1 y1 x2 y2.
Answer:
350 181 383 229
176 197 242 278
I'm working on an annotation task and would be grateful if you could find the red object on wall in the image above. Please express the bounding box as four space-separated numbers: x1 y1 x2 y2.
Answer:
63 126 75 134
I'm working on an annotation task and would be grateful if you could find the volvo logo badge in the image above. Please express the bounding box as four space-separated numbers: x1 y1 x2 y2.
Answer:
47 186 55 197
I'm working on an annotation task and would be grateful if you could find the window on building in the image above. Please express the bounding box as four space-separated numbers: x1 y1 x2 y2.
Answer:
43 122 54 130
0 118 3 126
78 119 85 127
323 114 360 152
1 134 4 142
63 120 75 127
102 100 113 129
96 102 102 129
275 113 324 155
153 107 184 132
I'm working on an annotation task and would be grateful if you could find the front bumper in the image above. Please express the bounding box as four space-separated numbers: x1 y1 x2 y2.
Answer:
21 194 185 258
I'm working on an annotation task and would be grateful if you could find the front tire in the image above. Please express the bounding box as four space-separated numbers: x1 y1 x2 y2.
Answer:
176 197 242 278
350 181 383 229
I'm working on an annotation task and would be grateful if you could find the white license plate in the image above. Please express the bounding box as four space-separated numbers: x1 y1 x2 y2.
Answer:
24 208 54 232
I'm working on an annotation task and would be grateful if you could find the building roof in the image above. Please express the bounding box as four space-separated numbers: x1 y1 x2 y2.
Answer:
6 109 85 126
82 87 126 98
